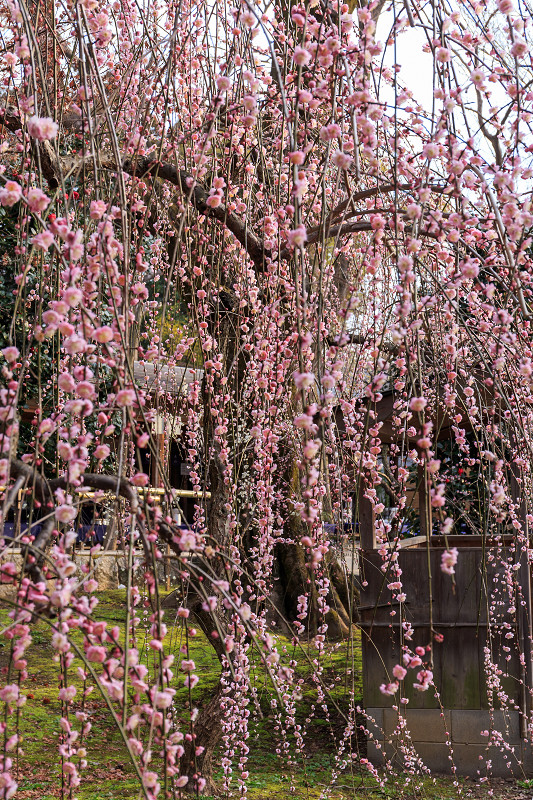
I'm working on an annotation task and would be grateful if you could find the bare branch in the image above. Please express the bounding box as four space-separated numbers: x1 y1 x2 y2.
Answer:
327 332 398 351
88 156 268 270
475 88 503 168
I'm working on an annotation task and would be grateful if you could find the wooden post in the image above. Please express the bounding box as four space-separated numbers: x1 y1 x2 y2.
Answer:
103 513 117 551
358 480 376 550
418 462 432 539
165 543 171 591
510 465 532 736
150 413 166 488
153 433 165 487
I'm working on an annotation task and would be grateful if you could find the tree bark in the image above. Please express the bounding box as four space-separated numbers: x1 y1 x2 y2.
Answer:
274 541 359 641
270 452 359 640
179 680 225 796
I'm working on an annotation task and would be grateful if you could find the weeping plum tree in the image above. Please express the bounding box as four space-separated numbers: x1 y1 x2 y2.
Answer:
0 0 533 795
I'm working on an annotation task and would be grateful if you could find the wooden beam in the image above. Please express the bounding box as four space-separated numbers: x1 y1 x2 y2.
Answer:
358 481 376 550
417 462 432 540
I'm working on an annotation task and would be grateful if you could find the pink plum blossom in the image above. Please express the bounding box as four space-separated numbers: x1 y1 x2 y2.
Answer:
55 504 77 523
116 388 136 406
93 326 114 343
0 685 19 703
27 115 59 140
58 373 76 392
287 225 307 248
0 181 22 207
86 646 106 662
293 46 312 66
441 547 458 575
94 444 110 460
409 397 427 412
216 75 231 92
413 669 433 691
332 150 353 170
32 230 54 250
26 187 50 213
131 473 149 486
1 347 19 363
90 200 107 219
392 664 407 680
293 371 314 389
58 686 77 702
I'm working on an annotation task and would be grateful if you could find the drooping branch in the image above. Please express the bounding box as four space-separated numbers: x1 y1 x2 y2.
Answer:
8 459 139 555
3 116 448 283
49 472 139 508
29 146 449 275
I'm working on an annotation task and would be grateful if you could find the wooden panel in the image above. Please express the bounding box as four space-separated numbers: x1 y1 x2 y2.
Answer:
133 361 203 395
431 549 486 625
360 545 524 711
436 626 482 708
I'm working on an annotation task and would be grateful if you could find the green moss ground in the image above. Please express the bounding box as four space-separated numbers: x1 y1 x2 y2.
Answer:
0 591 505 799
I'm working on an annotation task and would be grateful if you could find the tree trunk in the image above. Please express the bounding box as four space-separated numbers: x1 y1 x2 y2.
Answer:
179 680 225 796
162 590 229 794
270 451 359 640
274 541 359 641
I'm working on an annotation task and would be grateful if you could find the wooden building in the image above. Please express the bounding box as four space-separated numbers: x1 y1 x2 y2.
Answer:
134 361 204 522
353 391 533 777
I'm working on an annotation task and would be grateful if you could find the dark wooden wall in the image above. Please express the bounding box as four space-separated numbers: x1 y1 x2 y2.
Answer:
360 542 524 710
